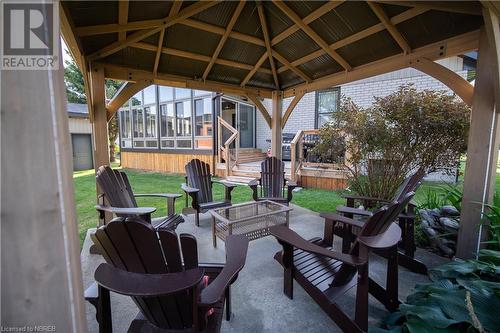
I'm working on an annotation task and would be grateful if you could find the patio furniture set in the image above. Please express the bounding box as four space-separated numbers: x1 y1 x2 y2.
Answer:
88 158 425 332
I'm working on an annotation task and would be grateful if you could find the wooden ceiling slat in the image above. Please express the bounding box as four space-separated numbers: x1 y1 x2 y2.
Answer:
273 1 352 71
271 1 344 46
367 2 411 53
202 1 246 80
277 7 428 73
88 1 219 60
118 1 129 42
132 42 272 75
257 3 280 89
154 1 183 76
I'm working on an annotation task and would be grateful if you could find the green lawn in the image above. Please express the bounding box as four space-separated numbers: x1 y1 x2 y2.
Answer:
73 164 500 247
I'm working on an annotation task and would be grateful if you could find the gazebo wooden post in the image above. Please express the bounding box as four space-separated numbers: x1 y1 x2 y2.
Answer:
89 64 111 229
2 53 87 330
271 90 283 159
457 28 500 259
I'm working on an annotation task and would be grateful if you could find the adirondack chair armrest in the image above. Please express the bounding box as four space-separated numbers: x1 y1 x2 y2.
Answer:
357 223 401 249
335 205 373 218
342 194 390 207
212 180 237 202
94 263 204 297
199 235 249 306
319 212 365 228
94 205 156 217
248 179 259 201
134 193 182 199
134 193 182 216
181 183 200 209
285 180 297 202
270 226 365 267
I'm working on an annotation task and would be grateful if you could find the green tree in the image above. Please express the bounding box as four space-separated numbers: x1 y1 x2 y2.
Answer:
63 52 122 162
313 85 471 199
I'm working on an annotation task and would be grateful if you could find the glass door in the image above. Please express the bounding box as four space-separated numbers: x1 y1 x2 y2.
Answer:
238 103 255 148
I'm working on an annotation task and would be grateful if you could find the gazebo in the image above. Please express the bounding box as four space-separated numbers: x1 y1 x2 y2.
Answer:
3 1 500 331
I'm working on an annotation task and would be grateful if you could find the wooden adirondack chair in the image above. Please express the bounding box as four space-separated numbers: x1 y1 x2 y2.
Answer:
95 165 184 230
85 217 249 332
271 192 414 333
335 168 426 273
249 157 297 205
182 159 237 227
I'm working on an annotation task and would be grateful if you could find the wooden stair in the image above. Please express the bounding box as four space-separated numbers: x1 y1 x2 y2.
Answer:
236 148 267 163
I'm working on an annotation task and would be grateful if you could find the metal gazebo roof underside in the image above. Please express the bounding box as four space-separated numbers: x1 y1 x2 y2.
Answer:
62 1 484 95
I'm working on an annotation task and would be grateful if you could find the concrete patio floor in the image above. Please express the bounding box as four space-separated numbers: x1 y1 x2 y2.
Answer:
81 204 447 332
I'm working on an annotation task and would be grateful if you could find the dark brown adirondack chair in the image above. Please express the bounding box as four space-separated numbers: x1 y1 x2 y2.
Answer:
85 217 249 332
95 165 184 230
335 168 426 273
271 193 414 333
249 157 297 205
182 159 237 226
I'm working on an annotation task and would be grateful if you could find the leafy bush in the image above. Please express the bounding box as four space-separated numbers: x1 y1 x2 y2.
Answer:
314 85 470 199
482 204 500 251
371 250 500 333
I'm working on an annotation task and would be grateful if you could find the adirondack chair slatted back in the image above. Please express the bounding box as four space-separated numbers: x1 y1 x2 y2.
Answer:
96 166 137 210
332 193 414 287
393 169 425 202
91 217 199 330
261 157 285 198
186 159 213 204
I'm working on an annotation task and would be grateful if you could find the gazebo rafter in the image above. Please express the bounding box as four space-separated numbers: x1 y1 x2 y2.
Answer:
367 2 411 54
273 0 352 71
202 0 246 80
257 2 280 89
153 0 183 76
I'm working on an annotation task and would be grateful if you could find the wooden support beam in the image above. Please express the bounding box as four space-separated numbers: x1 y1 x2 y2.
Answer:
367 2 410 54
2 46 87 332
100 62 273 98
118 1 129 42
271 91 283 159
282 91 305 128
283 29 480 98
88 1 219 60
482 6 500 112
273 1 351 71
272 50 311 83
60 4 93 117
153 28 165 76
247 94 272 128
277 7 427 74
240 52 268 87
154 1 182 76
106 80 152 120
90 65 110 170
132 42 272 75
457 29 500 259
411 57 474 106
271 1 343 45
376 1 483 16
257 2 280 89
203 1 245 80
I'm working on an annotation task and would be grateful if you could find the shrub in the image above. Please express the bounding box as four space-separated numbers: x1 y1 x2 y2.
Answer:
371 250 500 333
314 85 470 199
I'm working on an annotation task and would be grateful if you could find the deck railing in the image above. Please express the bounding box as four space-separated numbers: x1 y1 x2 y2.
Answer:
290 129 319 182
217 116 239 177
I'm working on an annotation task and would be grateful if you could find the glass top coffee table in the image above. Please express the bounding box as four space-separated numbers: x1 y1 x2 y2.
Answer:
209 200 292 247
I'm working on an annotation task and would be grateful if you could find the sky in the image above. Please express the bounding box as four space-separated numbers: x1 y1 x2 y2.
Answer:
61 38 72 67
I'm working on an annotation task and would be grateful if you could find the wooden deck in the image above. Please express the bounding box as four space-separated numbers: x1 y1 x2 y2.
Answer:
216 160 349 190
